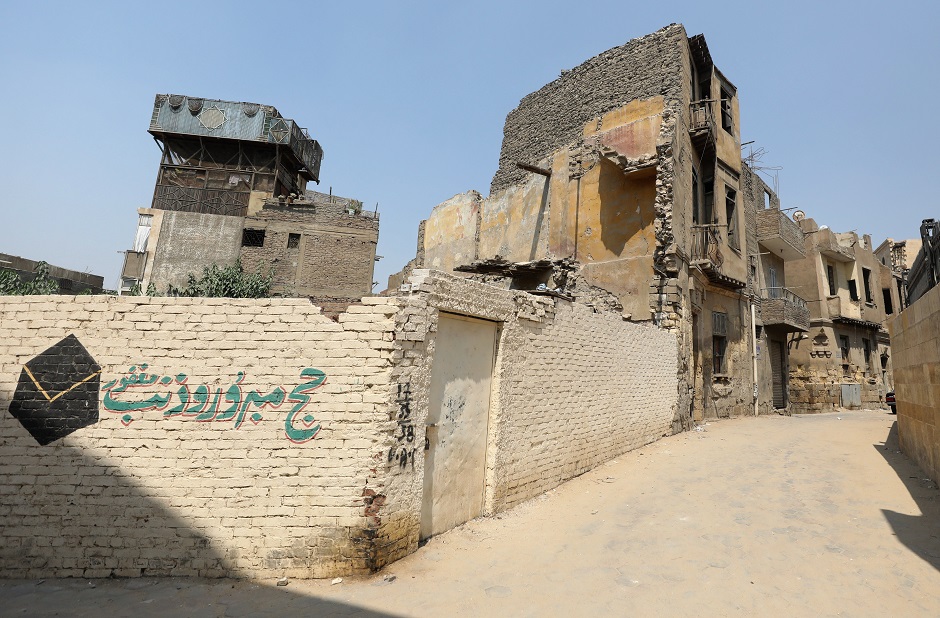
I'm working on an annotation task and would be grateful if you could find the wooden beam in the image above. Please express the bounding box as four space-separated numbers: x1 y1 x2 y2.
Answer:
515 161 552 177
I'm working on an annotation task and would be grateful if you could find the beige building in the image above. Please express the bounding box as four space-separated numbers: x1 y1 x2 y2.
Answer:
120 95 378 300
391 25 791 423
741 167 809 413
785 219 898 411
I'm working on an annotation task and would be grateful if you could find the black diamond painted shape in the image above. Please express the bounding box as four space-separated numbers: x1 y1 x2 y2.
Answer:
8 334 101 445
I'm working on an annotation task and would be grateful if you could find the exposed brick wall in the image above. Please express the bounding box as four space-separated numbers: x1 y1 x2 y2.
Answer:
890 286 940 483
491 24 687 193
240 203 378 298
0 295 400 579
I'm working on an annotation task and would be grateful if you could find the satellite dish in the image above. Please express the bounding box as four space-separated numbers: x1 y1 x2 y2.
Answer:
793 210 805 221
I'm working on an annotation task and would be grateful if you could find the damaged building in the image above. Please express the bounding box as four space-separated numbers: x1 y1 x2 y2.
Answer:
391 24 791 423
785 220 898 411
120 95 378 301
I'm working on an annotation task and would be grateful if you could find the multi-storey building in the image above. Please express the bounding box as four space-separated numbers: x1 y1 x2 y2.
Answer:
741 166 809 413
120 95 378 300
390 25 776 424
786 220 896 411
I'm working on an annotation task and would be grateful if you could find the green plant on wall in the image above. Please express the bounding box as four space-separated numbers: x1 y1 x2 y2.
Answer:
0 261 60 295
167 259 274 298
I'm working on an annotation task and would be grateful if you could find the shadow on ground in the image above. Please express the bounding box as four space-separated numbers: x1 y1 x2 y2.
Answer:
0 393 402 618
0 577 404 617
875 419 940 572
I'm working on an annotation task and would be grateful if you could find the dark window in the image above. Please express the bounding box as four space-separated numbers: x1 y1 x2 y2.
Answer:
848 279 859 302
862 268 873 303
827 264 837 296
692 169 700 224
703 176 714 224
883 288 894 315
839 335 850 361
287 233 301 249
863 338 872 373
720 87 733 134
725 187 739 250
712 311 728 374
713 336 727 374
242 228 265 247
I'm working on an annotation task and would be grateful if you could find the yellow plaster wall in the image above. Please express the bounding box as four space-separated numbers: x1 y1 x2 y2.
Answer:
422 192 481 271
479 174 551 262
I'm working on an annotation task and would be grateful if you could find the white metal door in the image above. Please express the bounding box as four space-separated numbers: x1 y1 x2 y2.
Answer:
421 313 497 540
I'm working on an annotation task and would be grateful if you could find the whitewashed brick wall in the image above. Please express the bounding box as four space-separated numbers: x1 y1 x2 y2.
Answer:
0 296 400 579
0 275 679 580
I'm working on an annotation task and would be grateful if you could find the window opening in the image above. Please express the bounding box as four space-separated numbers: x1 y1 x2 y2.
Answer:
720 87 733 134
763 190 771 210
242 228 265 247
692 169 700 224
883 288 894 315
863 338 872 374
725 187 739 250
848 279 859 302
839 335 850 361
827 264 837 296
712 311 728 374
287 233 301 249
862 268 873 303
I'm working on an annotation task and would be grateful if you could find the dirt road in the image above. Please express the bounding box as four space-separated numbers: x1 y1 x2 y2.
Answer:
4 410 939 617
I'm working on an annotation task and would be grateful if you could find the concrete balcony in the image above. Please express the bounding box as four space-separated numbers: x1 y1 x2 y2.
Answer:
760 287 810 332
813 227 855 262
757 208 805 261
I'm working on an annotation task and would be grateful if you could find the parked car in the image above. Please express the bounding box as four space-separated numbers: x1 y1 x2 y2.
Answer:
886 391 896 414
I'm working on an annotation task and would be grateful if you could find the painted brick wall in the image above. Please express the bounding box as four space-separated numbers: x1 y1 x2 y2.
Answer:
890 284 940 484
402 271 679 513
0 295 400 579
0 272 680 580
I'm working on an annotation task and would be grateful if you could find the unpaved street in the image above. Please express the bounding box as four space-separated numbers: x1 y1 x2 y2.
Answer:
4 411 940 617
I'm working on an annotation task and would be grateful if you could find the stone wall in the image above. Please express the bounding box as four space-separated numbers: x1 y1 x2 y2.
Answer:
890 284 940 484
491 24 687 193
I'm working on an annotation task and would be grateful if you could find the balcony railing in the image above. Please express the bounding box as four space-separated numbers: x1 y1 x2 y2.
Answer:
762 287 807 309
691 224 724 273
760 287 810 332
689 100 715 132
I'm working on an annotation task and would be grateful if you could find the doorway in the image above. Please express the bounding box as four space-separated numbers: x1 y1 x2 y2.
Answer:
420 312 498 540
770 339 787 409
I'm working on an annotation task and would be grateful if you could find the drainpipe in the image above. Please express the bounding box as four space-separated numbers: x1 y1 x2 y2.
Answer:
751 301 759 416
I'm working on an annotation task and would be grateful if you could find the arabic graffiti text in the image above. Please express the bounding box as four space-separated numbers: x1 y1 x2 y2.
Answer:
100 365 327 443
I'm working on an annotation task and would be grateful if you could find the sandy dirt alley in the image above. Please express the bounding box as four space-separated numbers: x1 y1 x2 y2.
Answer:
4 410 940 617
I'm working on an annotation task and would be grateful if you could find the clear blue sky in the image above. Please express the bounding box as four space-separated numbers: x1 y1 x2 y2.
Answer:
1 1 937 290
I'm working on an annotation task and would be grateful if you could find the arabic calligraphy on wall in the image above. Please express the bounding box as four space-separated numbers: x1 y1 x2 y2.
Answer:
100 365 327 443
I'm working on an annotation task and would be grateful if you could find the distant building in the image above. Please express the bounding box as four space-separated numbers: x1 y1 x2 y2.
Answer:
786 220 898 411
0 252 104 294
120 95 379 299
